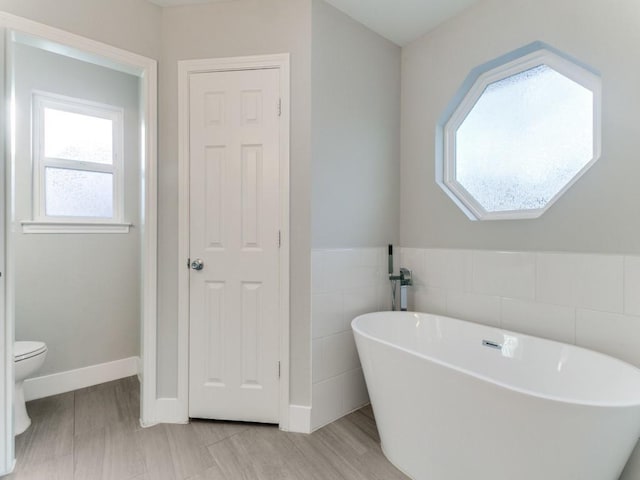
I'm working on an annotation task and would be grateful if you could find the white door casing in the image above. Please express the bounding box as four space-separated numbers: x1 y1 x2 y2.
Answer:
188 67 282 423
0 12 158 476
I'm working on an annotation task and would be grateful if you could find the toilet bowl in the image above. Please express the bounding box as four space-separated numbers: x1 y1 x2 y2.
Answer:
14 341 47 435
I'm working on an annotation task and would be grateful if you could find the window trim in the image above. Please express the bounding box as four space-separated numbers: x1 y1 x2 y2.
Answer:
31 91 126 229
436 42 602 221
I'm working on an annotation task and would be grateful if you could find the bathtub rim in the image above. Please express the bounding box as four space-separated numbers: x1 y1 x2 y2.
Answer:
352 310 640 409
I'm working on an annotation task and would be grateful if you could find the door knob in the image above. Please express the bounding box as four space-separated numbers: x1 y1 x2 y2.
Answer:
191 258 204 271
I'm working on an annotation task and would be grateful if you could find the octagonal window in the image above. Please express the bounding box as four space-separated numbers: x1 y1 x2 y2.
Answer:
436 42 601 220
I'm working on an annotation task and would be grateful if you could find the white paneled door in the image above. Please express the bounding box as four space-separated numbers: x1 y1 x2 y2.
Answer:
188 68 281 423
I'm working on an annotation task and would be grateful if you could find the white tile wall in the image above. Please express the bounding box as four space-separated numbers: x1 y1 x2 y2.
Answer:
311 292 344 339
446 290 501 328
401 248 640 371
501 298 575 344
423 248 473 291
575 309 640 367
310 247 389 430
536 253 624 313
624 256 640 316
412 286 447 316
311 247 640 441
472 251 536 300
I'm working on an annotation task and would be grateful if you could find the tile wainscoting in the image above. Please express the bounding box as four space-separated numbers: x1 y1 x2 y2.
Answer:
399 247 640 479
399 248 640 367
310 246 640 477
311 248 390 430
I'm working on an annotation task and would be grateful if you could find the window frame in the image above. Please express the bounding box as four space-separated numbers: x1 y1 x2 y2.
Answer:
27 91 128 232
436 42 602 221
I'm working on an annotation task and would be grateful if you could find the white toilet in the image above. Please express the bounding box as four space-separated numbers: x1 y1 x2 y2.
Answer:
14 341 47 435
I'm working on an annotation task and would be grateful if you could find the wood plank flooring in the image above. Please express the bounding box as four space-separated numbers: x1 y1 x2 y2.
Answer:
7 377 408 480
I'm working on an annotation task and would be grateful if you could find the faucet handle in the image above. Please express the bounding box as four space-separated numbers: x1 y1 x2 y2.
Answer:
399 267 413 286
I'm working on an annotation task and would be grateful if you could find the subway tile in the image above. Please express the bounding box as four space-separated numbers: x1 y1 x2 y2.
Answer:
576 309 640 368
312 249 357 292
311 250 329 294
624 256 640 316
341 369 370 413
535 253 575 307
399 248 426 286
359 247 383 268
423 249 473 291
377 283 393 311
313 332 361 384
472 251 535 300
312 338 327 383
575 254 623 312
375 246 389 272
446 291 500 327
312 368 369 431
536 253 623 313
501 298 575 344
354 266 382 289
312 292 344 339
311 377 342 431
343 287 381 328
323 249 379 290
412 286 447 316
325 331 361 378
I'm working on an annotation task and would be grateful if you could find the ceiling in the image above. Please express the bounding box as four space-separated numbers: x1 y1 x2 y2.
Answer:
323 0 479 45
148 0 479 45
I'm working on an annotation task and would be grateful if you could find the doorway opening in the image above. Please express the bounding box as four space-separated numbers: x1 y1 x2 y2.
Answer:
0 13 157 475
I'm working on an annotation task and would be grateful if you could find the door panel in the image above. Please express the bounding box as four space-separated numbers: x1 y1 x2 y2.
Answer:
188 68 280 423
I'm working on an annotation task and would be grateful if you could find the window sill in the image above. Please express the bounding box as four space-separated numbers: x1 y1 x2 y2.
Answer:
20 221 132 234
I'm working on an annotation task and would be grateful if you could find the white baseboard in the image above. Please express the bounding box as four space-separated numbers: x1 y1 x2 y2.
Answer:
23 356 139 401
0 459 16 478
153 397 189 425
288 404 311 433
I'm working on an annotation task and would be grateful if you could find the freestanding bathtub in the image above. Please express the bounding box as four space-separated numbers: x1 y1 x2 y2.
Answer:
352 311 640 480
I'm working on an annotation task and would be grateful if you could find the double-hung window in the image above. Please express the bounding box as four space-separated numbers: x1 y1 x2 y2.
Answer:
29 92 126 232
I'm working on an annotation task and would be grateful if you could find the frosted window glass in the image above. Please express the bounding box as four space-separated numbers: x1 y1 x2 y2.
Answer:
44 108 113 165
45 168 113 218
455 65 593 212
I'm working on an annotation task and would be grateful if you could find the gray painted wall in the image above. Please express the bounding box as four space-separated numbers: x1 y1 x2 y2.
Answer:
0 0 313 406
311 0 400 249
13 43 141 376
0 0 162 60
401 0 640 254
159 0 313 403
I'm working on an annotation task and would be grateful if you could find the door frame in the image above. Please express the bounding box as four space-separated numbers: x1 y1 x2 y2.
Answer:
177 54 291 429
0 12 158 475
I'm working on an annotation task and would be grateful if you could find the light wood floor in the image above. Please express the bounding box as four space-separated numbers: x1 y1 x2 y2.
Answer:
7 377 409 479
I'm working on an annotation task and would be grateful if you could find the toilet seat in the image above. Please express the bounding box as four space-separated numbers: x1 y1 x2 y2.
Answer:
14 341 47 362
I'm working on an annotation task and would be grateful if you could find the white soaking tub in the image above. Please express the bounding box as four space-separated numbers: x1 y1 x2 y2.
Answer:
352 311 640 480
